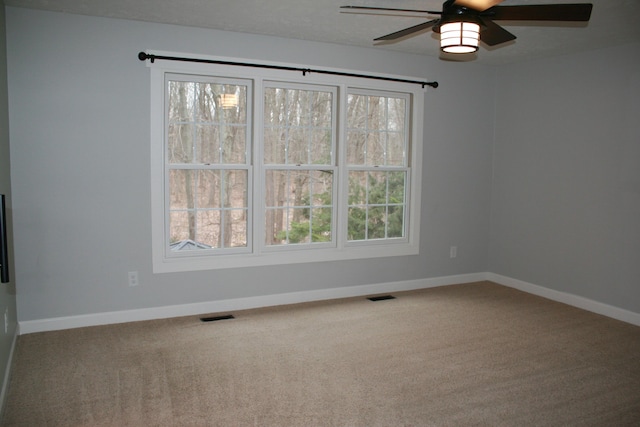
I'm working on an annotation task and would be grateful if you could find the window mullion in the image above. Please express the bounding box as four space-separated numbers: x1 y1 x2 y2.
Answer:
336 83 349 250
253 77 265 255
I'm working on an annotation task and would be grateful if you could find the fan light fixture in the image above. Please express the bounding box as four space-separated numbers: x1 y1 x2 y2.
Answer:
220 93 238 109
440 21 480 53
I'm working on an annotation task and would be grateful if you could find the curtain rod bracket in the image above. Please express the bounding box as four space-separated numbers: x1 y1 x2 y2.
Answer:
137 51 438 89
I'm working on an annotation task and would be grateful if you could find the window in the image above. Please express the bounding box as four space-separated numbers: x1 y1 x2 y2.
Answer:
149 56 424 272
263 84 337 247
346 91 409 242
166 76 251 253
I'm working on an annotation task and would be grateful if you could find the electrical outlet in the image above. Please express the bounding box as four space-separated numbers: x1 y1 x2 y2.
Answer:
128 271 139 287
450 246 457 259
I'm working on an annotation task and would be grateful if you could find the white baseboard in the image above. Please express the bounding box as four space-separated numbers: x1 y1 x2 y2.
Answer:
18 272 640 334
18 272 487 334
488 273 640 327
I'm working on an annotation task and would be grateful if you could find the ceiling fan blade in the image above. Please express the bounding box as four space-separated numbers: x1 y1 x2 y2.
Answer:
487 4 593 22
374 19 439 41
340 6 441 15
454 0 504 12
479 18 516 46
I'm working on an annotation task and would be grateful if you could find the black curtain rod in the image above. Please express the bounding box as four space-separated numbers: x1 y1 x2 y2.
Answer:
138 52 438 89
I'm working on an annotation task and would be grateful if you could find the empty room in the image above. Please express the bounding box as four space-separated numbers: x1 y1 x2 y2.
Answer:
0 0 639 425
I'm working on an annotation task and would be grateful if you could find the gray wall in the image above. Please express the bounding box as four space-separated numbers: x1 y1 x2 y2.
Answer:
6 8 495 322
0 4 18 408
9 7 637 325
489 43 640 313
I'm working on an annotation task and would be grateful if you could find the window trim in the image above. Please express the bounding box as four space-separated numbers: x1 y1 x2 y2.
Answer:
343 89 412 244
259 81 339 252
148 52 425 273
164 74 254 258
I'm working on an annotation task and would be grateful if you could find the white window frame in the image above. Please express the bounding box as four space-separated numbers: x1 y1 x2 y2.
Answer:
260 81 338 252
344 88 412 245
148 52 425 273
164 74 253 257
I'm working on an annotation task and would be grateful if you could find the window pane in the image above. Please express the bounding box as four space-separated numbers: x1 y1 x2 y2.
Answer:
228 210 248 248
348 207 366 241
169 211 192 244
168 80 248 165
264 85 333 166
389 97 406 131
221 125 247 164
168 81 194 122
170 169 195 210
311 208 332 242
310 129 332 164
388 171 405 204
311 171 333 206
368 171 387 205
264 168 333 246
348 170 406 241
196 210 221 247
348 171 367 205
169 168 248 250
196 125 221 164
368 96 385 129
387 206 404 238
221 85 247 125
195 83 217 122
265 208 289 246
347 131 366 165
366 131 385 166
168 123 195 164
368 206 386 239
347 93 407 167
197 170 221 209
264 127 285 164
288 130 309 165
225 170 248 209
264 170 286 210
347 94 366 127
311 92 332 127
387 131 405 166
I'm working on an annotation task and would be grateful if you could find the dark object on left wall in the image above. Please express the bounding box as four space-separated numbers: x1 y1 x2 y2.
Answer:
0 194 9 283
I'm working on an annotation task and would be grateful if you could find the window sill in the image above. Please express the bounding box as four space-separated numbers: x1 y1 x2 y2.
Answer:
152 241 419 273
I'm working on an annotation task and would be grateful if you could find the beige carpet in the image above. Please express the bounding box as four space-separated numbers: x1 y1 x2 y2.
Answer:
2 281 640 426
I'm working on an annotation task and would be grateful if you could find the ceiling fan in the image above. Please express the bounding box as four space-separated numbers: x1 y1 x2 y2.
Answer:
340 0 593 54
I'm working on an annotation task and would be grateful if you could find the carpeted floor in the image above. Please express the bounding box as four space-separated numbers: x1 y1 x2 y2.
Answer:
2 281 640 426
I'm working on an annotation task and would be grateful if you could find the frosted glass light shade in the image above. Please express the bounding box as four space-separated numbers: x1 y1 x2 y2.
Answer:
440 21 480 54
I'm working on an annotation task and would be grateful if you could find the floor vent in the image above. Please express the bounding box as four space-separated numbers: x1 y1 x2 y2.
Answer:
200 314 235 322
367 295 396 302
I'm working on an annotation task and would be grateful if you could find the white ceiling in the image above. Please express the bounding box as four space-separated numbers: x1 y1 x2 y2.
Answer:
4 0 640 65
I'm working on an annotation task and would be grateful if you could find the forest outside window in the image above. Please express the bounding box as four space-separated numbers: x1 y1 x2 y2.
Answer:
347 91 408 242
150 60 424 272
166 76 251 253
263 84 337 247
